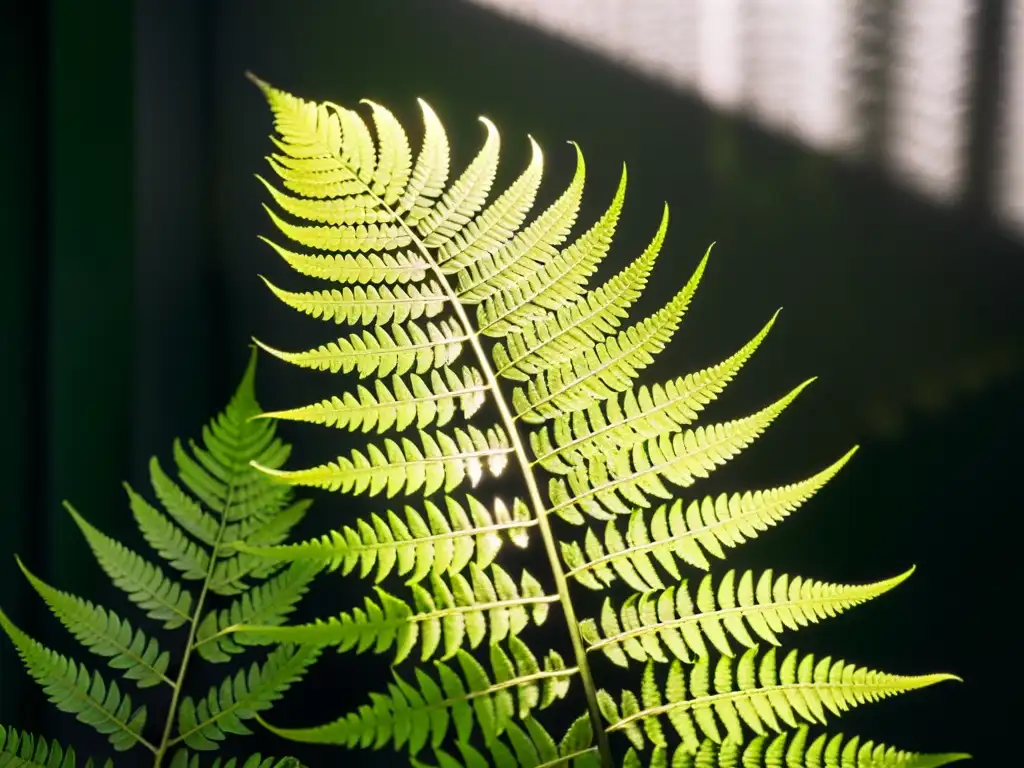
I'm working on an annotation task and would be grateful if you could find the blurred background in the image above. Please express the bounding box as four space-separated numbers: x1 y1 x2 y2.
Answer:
1 0 1021 765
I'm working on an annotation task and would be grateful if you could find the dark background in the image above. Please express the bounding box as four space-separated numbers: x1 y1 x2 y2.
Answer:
1 1 1020 766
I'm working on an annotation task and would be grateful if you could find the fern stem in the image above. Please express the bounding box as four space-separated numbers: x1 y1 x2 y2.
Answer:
151 483 237 768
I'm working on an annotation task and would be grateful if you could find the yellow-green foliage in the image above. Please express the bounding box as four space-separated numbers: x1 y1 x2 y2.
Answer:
0 354 320 768
232 75 968 768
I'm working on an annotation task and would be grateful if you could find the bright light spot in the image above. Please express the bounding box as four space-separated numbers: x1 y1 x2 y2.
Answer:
886 0 976 203
740 0 859 151
997 0 1024 235
466 0 1024 231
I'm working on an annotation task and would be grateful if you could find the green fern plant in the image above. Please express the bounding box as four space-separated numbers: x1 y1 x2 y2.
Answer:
0 353 321 767
0 725 300 768
228 75 968 767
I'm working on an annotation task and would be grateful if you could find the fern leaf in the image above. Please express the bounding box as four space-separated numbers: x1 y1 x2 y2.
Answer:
125 484 211 581
492 209 667 382
258 640 571 756
64 503 193 629
477 163 626 339
233 494 532 584
0 725 116 768
581 567 915 667
621 726 970 768
0 610 150 753
418 117 500 245
173 644 321 751
254 427 511 498
254 318 465 379
149 457 220 547
562 449 858 590
15 558 171 688
531 311 779 473
257 172 384 226
255 367 486 434
512 248 709 424
237 562 552 665
195 561 321 663
547 380 813 525
262 205 409 253
359 99 413 204
260 237 430 284
259 275 447 325
395 98 449 220
603 651 958 753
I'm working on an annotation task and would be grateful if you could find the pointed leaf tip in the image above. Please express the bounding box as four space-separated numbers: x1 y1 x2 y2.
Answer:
245 71 271 93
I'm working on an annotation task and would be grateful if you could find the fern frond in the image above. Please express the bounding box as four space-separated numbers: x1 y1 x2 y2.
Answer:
531 311 779 473
254 426 511 498
258 639 571 755
249 80 965 767
0 348 321 765
254 318 465 379
581 567 915 667
64 503 193 629
492 210 667 382
15 558 171 688
233 494 532 584
237 562 552 665
512 248 709 424
561 449 857 590
621 726 970 768
601 651 958 753
547 379 813 525
255 367 486 434
194 562 321 663
0 725 115 768
172 644 321 751
260 275 448 325
0 609 151 753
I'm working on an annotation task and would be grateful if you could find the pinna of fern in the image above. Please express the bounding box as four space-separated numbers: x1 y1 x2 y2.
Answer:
227 75 966 767
0 352 321 768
